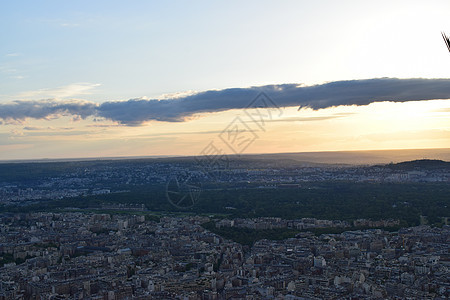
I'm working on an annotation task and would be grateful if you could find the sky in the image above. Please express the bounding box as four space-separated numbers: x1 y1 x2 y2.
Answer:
0 0 449 160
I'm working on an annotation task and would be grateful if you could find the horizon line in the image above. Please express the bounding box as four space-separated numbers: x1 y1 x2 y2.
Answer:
1 147 449 164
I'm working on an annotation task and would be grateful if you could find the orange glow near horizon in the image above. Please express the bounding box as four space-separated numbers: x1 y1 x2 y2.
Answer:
0 99 449 160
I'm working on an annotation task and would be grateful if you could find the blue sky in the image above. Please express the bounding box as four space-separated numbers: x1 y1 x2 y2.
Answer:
0 0 450 159
3 0 449 100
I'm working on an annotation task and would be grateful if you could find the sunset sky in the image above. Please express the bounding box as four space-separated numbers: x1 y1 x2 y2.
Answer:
1 0 450 160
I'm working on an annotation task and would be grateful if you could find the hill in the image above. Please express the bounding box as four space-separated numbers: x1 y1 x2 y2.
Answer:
383 159 450 171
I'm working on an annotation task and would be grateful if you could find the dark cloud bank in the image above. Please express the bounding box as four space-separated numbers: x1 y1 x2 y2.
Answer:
0 100 97 122
1 78 450 125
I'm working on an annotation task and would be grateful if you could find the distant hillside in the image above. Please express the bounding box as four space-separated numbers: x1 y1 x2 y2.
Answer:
242 148 450 165
383 159 450 171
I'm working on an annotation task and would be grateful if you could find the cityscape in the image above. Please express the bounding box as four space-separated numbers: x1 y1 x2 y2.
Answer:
0 156 449 299
1 157 449 206
0 212 448 299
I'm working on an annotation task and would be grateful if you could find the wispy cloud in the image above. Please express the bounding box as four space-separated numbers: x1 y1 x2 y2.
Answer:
23 126 74 131
22 126 47 131
16 82 101 99
433 108 450 113
35 17 85 29
86 124 123 128
265 113 355 123
10 75 25 80
60 23 80 28
25 130 91 137
139 130 226 138
1 78 450 125
0 66 18 74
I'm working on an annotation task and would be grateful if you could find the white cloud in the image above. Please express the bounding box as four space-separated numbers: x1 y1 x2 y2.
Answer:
60 23 80 27
17 83 101 99
157 90 198 100
10 75 25 80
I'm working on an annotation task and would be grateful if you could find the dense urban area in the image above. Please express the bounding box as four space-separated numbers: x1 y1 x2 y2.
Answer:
0 157 449 299
0 213 448 299
0 158 449 205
